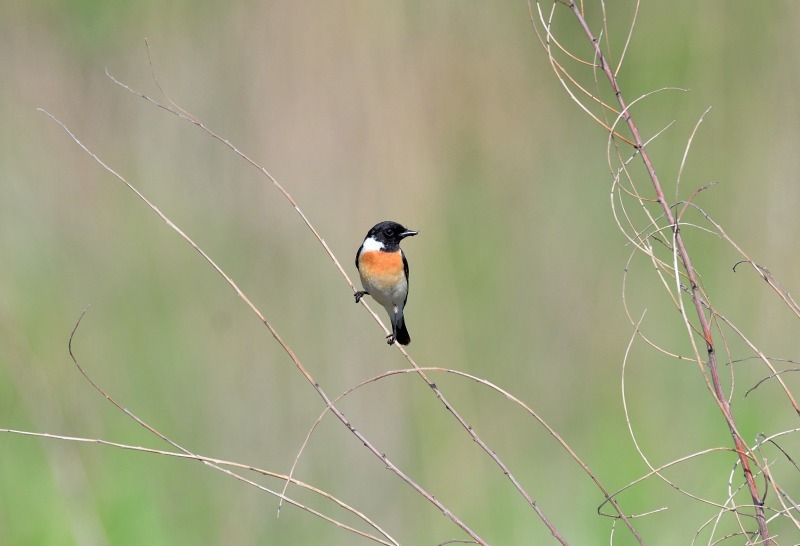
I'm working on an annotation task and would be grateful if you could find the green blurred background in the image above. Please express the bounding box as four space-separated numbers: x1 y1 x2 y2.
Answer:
2 1 800 544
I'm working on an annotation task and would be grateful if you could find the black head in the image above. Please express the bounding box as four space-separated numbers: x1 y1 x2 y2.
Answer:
365 221 418 247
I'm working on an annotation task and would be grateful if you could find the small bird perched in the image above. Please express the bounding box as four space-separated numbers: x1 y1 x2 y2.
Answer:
355 221 418 345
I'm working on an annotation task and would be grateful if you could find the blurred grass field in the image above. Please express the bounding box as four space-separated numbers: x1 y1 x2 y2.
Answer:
2 1 800 544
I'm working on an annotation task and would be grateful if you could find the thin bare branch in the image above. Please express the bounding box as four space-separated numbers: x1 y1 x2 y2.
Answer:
0 427 397 545
39 110 486 545
559 3 773 541
107 57 572 543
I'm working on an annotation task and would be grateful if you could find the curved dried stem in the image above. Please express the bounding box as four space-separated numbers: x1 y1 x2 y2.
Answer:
696 202 800 320
614 0 640 78
1 426 397 545
620 314 738 513
675 107 712 202
65 309 397 544
286 365 641 541
528 0 637 147
529 1 784 542
569 4 772 541
39 110 486 545
681 202 800 415
101 52 579 544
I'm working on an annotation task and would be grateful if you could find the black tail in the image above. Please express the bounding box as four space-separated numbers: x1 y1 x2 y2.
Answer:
394 314 411 346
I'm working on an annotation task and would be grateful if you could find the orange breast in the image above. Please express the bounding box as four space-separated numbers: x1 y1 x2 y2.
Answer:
358 250 407 307
359 250 404 278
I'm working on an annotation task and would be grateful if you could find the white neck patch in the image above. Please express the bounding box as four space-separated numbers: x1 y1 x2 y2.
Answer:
361 236 384 252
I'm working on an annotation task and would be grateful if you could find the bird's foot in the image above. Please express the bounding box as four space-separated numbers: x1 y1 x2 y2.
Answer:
354 291 368 303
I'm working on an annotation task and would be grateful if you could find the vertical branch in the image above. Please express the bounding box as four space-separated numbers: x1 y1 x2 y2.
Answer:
564 3 771 543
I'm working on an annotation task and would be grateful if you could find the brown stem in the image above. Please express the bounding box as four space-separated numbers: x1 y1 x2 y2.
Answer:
40 110 488 546
565 3 771 543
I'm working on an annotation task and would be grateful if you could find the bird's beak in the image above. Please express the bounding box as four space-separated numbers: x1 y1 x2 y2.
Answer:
400 229 418 238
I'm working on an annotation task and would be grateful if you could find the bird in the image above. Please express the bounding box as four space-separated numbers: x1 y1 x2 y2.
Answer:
355 221 418 345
